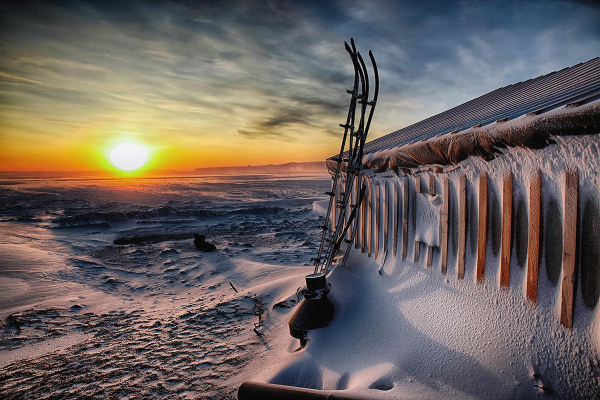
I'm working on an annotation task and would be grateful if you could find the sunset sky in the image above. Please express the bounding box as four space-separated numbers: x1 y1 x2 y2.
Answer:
1 0 599 172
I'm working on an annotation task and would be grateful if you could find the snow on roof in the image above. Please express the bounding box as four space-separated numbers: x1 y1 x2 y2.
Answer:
359 57 600 157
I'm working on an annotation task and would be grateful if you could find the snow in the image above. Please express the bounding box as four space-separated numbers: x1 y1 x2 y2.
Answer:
414 192 441 246
1 133 599 399
253 134 600 399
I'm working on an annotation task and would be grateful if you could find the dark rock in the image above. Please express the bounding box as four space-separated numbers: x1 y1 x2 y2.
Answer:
194 233 216 252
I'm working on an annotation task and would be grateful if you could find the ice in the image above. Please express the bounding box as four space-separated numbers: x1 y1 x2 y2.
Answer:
0 172 330 398
1 145 599 399
255 135 600 399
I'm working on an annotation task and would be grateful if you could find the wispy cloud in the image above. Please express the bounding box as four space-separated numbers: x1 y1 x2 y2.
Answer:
0 0 599 169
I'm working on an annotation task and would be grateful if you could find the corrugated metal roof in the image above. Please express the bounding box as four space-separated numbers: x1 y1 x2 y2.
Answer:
359 57 600 156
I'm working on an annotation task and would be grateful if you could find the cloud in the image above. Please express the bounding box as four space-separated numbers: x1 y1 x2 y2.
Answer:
0 0 599 155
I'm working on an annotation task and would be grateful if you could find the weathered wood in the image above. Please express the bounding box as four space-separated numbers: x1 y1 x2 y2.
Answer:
526 170 542 304
367 179 373 257
426 245 434 269
361 177 367 253
384 181 389 256
428 174 435 195
477 173 488 282
393 180 399 257
500 173 513 287
441 177 449 274
414 241 421 263
414 176 422 263
354 175 360 248
560 169 578 329
344 179 350 241
402 179 409 259
375 182 380 259
457 175 467 280
332 178 338 233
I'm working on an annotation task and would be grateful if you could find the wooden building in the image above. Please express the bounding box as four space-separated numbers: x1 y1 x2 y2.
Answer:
329 57 600 328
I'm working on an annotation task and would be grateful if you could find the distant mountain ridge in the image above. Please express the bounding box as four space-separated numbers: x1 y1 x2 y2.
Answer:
194 161 327 175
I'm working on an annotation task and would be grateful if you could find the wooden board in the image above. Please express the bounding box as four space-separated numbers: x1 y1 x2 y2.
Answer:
500 173 513 288
375 182 380 259
426 174 435 269
367 179 373 257
526 170 542 304
428 174 435 195
476 173 488 282
414 176 422 263
441 177 449 274
457 175 467 280
426 246 434 268
393 181 399 257
384 181 389 256
560 169 578 329
580 196 600 309
402 179 409 260
361 177 367 253
354 175 360 248
414 241 421 263
333 178 338 233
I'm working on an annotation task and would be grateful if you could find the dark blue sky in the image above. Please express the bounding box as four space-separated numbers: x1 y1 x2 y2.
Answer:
1 0 599 170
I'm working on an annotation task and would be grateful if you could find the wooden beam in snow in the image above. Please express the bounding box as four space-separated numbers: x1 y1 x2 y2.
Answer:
414 176 422 263
477 173 488 282
402 179 409 260
375 182 380 259
383 181 389 256
361 177 367 253
367 179 373 257
457 175 467 280
426 175 436 268
560 168 578 329
526 170 542 304
500 173 513 288
441 177 449 274
393 180 399 257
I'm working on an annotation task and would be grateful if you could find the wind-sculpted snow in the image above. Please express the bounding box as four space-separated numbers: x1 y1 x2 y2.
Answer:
0 300 257 399
0 173 330 399
51 204 288 227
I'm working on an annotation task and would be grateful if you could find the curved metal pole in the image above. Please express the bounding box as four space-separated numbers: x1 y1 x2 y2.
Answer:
314 41 361 273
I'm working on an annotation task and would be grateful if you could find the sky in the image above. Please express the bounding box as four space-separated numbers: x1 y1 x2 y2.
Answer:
1 0 599 172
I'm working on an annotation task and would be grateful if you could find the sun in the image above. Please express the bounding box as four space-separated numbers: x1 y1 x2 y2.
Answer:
110 143 148 171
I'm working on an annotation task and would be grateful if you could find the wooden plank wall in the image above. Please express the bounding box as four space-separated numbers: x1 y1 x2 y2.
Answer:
440 177 449 274
414 176 421 263
500 173 513 287
383 181 389 257
457 175 467 280
526 170 542 303
476 173 488 282
375 182 381 259
348 165 591 329
560 169 578 329
393 181 399 257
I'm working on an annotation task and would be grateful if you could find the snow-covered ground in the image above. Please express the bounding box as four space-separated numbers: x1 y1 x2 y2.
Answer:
0 173 329 399
254 135 600 399
1 135 599 399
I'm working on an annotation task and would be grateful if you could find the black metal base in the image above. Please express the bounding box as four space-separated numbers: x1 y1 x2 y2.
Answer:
288 273 334 341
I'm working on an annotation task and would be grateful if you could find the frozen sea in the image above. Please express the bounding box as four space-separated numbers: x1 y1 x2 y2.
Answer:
0 172 330 399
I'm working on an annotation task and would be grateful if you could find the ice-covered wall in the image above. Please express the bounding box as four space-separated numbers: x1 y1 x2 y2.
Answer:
293 134 600 398
360 100 600 174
